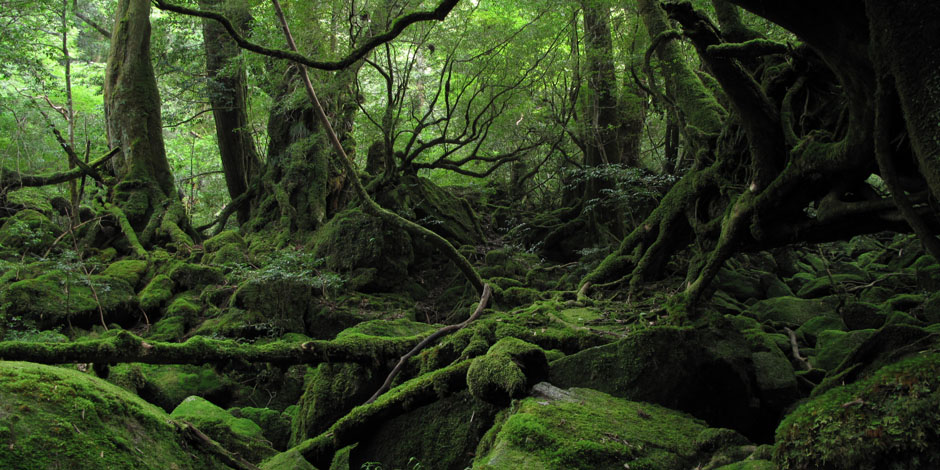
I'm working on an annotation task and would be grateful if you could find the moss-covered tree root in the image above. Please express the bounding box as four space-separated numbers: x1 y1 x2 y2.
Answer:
289 360 471 469
365 283 492 404
0 330 427 367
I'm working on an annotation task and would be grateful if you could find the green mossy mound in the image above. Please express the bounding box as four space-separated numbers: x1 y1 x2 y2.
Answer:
202 230 249 266
549 326 777 441
169 262 225 290
774 353 940 469
467 337 548 405
101 259 150 289
744 296 838 327
0 209 60 254
474 385 720 470
313 207 413 292
108 363 234 412
171 395 276 463
139 273 174 311
347 391 500 470
0 361 232 470
231 406 293 450
0 271 138 329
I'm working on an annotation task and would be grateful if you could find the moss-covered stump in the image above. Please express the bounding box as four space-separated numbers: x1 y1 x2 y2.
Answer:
171 395 276 463
548 326 778 441
0 270 139 330
0 361 234 470
474 384 730 470
774 353 940 469
467 337 548 405
0 209 61 254
346 391 500 470
312 207 414 292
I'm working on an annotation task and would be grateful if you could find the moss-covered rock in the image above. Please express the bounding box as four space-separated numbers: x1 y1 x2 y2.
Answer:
168 262 224 289
101 259 150 289
744 296 838 328
260 449 316 470
813 329 876 371
148 315 187 342
0 209 60 254
108 363 233 412
0 361 232 470
0 271 138 329
138 273 174 311
474 385 719 470
549 326 773 441
795 315 847 346
170 395 276 462
349 391 500 470
290 362 380 446
231 406 293 450
312 207 413 292
203 230 249 266
774 353 940 469
467 337 548 405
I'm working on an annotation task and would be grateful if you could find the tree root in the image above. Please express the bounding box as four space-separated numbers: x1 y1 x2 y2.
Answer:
178 420 261 470
365 284 492 404
0 330 426 367
292 360 471 469
105 202 149 258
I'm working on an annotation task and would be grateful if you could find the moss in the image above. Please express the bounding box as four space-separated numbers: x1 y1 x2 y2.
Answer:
795 273 868 298
774 353 940 469
744 296 838 327
548 326 771 441
171 395 275 462
0 361 230 470
0 209 60 254
795 315 847 346
101 259 150 290
814 329 876 371
884 311 924 327
312 207 413 292
751 350 798 409
260 448 316 470
467 337 547 405
349 391 499 470
109 363 232 412
166 292 202 323
138 274 174 311
714 461 776 470
290 362 380 446
232 407 293 450
205 243 249 266
474 387 712 470
204 230 247 253
148 315 186 342
0 271 138 329
168 262 224 289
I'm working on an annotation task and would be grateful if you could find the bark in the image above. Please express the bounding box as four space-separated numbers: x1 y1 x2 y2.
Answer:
200 0 261 226
104 0 196 248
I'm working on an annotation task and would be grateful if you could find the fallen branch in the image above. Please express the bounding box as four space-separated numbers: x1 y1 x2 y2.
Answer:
179 421 260 470
784 327 812 371
365 284 492 404
0 147 119 190
0 330 426 367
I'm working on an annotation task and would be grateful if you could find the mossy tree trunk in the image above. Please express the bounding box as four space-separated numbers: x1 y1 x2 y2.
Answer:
104 0 196 249
199 0 262 227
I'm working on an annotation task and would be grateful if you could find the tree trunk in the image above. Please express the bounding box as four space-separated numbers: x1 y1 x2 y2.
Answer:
104 0 195 248
200 0 261 226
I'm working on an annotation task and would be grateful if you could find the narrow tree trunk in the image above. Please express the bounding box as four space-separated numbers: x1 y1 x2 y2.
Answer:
200 0 261 226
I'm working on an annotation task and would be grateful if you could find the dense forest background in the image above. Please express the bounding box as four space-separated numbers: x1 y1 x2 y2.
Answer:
0 0 939 469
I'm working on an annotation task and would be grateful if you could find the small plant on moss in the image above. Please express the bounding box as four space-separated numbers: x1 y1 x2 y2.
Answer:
231 249 344 295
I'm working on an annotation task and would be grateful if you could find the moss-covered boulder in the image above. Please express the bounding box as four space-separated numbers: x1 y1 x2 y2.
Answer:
139 273 174 311
549 326 775 441
813 329 876 371
312 207 413 292
202 230 249 266
474 385 730 470
348 391 500 470
774 353 940 469
382 174 485 247
231 406 293 450
101 259 150 290
0 209 60 254
108 363 234 412
467 337 548 405
0 361 233 470
168 262 224 290
0 271 138 329
171 396 276 462
744 296 838 328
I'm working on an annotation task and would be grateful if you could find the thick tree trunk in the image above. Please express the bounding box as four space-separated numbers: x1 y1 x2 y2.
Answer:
104 0 195 248
200 0 261 226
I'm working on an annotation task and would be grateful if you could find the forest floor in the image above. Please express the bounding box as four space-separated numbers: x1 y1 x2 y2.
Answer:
0 180 939 470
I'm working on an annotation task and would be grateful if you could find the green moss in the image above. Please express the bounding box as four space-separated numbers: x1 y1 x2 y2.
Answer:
474 387 712 470
714 460 776 470
138 274 174 311
467 339 537 404
260 448 316 470
814 329 876 371
168 262 224 289
744 296 838 327
109 363 231 411
751 350 798 408
171 395 275 462
795 315 847 346
148 315 186 342
0 361 229 470
232 407 293 450
166 293 202 323
0 209 60 254
290 362 379 446
204 230 247 253
101 259 150 289
774 353 940 469
0 271 137 329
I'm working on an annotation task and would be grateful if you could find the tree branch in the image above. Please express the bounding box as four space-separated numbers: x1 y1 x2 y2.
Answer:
152 0 459 71
0 148 119 190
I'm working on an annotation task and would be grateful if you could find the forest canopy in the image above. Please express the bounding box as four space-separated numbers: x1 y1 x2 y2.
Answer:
0 0 939 469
